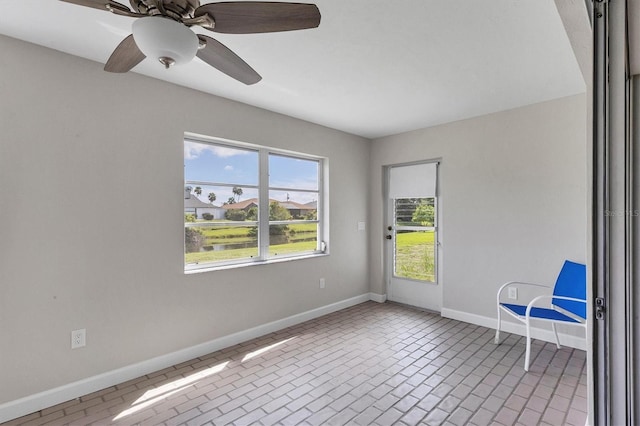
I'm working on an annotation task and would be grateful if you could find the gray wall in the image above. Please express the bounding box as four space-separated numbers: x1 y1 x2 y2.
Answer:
369 94 587 319
0 35 370 404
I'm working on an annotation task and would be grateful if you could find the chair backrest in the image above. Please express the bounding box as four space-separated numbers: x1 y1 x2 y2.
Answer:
552 260 587 320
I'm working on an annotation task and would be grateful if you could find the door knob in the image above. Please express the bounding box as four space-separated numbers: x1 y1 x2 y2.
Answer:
386 235 392 240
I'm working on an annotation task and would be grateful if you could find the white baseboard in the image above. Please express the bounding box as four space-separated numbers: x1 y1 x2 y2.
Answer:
0 293 373 423
441 308 587 351
369 292 387 303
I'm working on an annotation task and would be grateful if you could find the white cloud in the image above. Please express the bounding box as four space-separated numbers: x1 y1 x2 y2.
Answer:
184 142 207 160
184 141 252 160
224 165 234 171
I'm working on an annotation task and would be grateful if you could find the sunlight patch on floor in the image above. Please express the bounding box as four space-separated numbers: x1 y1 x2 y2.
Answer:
113 361 229 421
242 337 295 362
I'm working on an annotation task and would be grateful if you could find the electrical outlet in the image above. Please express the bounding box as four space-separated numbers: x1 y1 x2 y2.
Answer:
319 278 325 289
508 287 518 300
71 329 86 349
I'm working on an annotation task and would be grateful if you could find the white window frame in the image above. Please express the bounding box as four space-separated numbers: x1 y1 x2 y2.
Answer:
184 134 328 273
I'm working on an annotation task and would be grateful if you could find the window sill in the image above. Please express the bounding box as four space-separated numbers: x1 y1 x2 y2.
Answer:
184 252 329 275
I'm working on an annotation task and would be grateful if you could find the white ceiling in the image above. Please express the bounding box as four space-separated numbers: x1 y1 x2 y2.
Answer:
0 0 585 139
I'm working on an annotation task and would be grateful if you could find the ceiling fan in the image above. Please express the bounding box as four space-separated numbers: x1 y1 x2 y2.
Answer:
59 0 321 85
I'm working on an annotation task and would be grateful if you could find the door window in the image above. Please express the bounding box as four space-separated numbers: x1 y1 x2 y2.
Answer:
393 197 436 282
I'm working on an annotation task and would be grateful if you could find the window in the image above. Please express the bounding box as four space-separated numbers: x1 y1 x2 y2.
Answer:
184 136 325 271
393 197 436 282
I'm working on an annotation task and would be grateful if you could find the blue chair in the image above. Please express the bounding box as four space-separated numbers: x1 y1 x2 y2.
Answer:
495 260 587 371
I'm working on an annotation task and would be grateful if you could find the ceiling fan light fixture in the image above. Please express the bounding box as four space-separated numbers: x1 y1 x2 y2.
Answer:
132 16 198 68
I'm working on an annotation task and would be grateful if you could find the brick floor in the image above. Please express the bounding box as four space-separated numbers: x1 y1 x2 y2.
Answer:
3 301 588 425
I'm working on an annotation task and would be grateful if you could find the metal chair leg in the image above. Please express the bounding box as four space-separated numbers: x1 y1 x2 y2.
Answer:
551 322 561 349
525 317 531 372
495 307 502 344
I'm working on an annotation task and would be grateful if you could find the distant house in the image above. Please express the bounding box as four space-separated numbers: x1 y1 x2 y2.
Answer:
221 198 259 212
184 196 226 219
222 198 316 218
276 200 316 218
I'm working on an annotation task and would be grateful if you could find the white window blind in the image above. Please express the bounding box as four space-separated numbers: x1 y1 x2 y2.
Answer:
388 162 438 198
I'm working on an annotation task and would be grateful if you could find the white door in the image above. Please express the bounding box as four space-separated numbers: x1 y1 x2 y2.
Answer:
385 162 441 311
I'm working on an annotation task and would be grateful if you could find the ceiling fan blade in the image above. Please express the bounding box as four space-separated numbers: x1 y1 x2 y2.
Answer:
59 0 132 13
104 35 146 73
195 2 320 34
197 35 262 85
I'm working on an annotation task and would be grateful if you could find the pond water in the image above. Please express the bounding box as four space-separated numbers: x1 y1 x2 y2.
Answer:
201 236 316 252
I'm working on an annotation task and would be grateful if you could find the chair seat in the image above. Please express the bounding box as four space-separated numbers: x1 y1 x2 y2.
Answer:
500 303 581 323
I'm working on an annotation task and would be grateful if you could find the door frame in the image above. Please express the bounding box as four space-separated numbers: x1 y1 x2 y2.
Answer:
592 0 640 423
383 160 442 311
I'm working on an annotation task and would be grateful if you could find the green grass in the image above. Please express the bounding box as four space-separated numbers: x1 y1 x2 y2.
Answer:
185 247 259 263
395 230 435 281
268 240 317 256
288 223 316 232
198 225 254 240
185 240 317 264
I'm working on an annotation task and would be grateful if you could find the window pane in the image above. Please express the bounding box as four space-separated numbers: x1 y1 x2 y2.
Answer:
268 191 318 220
185 141 258 185
185 185 259 221
185 225 258 264
268 223 318 258
394 230 435 282
269 154 318 190
395 198 435 226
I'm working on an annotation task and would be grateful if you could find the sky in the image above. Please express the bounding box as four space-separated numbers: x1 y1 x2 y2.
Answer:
184 141 319 205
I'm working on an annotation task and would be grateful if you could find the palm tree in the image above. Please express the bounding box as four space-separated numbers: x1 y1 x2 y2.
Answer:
232 186 243 202
208 192 217 204
194 186 202 197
